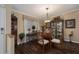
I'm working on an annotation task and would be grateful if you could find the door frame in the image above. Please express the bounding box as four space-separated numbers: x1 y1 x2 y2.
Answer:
0 6 6 53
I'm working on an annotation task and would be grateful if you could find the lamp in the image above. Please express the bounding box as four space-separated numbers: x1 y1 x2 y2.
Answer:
44 8 51 23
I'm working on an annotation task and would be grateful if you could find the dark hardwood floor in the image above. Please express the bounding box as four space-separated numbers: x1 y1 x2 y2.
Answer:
15 40 79 54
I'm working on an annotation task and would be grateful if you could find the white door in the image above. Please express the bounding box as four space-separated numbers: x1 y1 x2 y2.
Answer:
0 7 6 54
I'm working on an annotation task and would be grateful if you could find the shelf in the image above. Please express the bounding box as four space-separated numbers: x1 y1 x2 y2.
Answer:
50 20 64 39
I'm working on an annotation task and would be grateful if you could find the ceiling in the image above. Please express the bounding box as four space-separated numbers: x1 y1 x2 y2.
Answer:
12 4 79 19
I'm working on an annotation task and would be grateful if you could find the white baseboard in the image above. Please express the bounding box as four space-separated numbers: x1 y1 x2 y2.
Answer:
64 39 79 43
72 41 79 43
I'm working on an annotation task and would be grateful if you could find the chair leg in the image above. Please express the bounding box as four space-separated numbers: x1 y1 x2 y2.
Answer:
49 42 52 48
41 45 46 53
51 43 55 48
42 45 45 53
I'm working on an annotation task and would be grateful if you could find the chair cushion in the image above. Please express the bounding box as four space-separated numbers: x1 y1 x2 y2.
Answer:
51 39 60 43
38 39 49 45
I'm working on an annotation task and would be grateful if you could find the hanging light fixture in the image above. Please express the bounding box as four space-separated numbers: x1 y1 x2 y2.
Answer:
44 7 51 23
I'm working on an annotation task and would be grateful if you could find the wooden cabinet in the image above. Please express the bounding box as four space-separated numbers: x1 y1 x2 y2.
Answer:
50 19 64 42
11 14 17 46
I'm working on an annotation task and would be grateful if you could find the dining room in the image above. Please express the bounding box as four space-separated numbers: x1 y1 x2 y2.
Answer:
10 4 79 54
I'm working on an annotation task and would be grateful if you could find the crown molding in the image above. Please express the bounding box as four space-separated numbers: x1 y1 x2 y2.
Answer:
62 8 79 15
12 9 37 17
12 9 39 20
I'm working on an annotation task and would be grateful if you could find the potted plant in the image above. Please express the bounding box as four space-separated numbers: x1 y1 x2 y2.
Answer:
32 25 35 32
19 33 25 44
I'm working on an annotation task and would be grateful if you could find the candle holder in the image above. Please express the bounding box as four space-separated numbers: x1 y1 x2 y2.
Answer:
69 31 73 43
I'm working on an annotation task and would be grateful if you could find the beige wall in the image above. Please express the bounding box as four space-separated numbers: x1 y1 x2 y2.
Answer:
63 10 79 43
5 5 11 34
13 12 24 44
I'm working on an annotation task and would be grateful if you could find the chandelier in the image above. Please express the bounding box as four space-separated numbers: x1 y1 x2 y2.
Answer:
44 7 51 23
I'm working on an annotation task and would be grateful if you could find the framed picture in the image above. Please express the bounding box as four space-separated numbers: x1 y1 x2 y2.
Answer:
65 19 75 28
